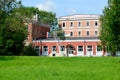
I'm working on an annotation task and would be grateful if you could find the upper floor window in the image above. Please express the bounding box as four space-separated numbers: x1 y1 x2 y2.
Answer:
86 21 90 26
95 31 98 36
78 22 81 27
62 22 65 27
70 32 73 36
78 31 81 36
70 22 73 27
86 31 89 36
95 21 98 26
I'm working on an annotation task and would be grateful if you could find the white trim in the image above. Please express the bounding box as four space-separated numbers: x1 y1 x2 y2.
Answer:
33 39 101 43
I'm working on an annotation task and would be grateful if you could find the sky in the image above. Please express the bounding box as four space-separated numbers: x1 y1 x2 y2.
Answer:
21 0 108 17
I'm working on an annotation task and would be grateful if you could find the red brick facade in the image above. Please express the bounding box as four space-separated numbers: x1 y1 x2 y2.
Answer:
25 21 50 43
32 14 107 56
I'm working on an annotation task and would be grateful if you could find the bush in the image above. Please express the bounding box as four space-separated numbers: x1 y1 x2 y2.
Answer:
22 45 37 56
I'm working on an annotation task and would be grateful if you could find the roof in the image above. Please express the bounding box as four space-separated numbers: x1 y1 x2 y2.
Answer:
58 14 100 21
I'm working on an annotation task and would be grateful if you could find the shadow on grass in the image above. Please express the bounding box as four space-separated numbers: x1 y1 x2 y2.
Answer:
0 56 15 60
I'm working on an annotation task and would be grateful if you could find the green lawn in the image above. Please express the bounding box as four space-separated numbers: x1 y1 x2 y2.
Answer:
0 56 120 80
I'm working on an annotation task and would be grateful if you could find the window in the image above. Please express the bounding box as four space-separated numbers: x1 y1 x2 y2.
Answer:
86 21 90 26
78 31 81 36
87 45 92 51
62 22 65 27
35 46 39 49
70 22 73 27
78 22 81 27
78 46 83 51
95 21 98 26
60 46 65 51
43 46 48 51
86 31 89 36
52 46 56 51
97 45 102 51
95 31 98 36
70 32 73 36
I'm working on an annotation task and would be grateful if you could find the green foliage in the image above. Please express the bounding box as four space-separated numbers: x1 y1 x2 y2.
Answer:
22 45 37 56
16 6 57 26
100 0 120 54
0 0 57 55
0 57 120 80
38 10 57 26
0 0 27 55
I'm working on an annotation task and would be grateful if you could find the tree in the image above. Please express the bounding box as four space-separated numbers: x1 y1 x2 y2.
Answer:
0 0 26 55
16 6 57 26
100 0 120 56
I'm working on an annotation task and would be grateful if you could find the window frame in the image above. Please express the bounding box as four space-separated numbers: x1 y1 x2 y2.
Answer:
78 46 83 51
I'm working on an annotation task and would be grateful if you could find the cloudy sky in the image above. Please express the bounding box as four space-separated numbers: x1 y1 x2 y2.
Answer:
21 0 108 17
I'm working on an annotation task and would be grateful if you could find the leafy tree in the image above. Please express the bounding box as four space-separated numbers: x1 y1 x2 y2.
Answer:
16 6 57 26
0 0 57 55
100 0 120 55
0 0 26 55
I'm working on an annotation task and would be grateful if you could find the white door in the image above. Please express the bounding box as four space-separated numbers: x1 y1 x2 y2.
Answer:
42 46 48 56
86 45 93 56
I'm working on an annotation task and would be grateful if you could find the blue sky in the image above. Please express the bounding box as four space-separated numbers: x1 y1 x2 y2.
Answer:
21 0 108 17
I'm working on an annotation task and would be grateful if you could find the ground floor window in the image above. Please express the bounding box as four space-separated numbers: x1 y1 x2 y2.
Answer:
52 46 56 51
78 46 83 51
60 46 65 51
97 45 102 51
43 46 48 51
87 45 92 51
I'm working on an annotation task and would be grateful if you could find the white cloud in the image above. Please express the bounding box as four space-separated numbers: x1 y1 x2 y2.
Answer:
68 8 77 14
37 1 56 11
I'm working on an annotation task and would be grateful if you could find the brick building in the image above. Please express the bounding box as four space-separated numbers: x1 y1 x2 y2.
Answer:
24 21 50 46
32 14 107 56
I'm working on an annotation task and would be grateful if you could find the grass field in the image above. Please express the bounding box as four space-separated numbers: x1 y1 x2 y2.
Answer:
0 56 120 80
